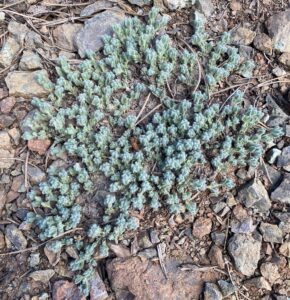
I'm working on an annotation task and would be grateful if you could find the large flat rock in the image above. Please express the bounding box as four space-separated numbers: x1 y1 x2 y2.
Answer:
107 256 219 300
5 70 52 98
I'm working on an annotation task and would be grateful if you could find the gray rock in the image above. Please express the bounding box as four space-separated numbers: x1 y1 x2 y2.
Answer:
53 23 83 52
211 201 227 213
259 222 283 243
228 233 261 276
5 70 52 98
26 165 46 184
231 27 256 45
260 262 280 284
0 37 20 68
266 9 290 53
253 33 273 55
138 248 157 259
5 224 27 250
231 217 256 234
211 231 226 246
271 175 290 204
217 280 236 297
277 146 290 170
266 148 281 164
165 0 194 10
258 163 282 189
128 0 152 8
285 125 290 138
274 212 290 233
8 20 29 44
19 50 43 71
266 94 289 120
195 0 214 17
80 1 114 17
238 45 255 59
75 11 125 58
203 282 222 300
90 272 108 300
25 31 43 48
237 179 271 213
0 114 15 128
244 276 271 291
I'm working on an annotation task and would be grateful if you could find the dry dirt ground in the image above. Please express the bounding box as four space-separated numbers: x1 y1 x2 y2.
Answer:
0 0 290 299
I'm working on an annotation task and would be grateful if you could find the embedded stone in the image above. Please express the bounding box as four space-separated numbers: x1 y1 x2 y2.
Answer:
259 222 283 243
28 139 51 155
80 1 114 17
253 33 273 55
19 50 43 71
271 175 290 204
29 269 55 283
53 23 83 51
192 217 212 239
228 233 261 276
232 27 256 45
5 70 52 98
237 179 271 213
128 0 152 7
5 224 27 250
52 280 85 300
0 37 20 68
0 97 16 114
75 10 125 58
260 262 280 284
203 282 222 300
266 9 290 52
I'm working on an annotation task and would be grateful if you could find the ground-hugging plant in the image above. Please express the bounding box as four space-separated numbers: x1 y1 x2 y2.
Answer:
23 8 283 295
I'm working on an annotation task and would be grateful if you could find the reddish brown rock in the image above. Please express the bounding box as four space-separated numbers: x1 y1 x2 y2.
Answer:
52 280 85 300
0 97 16 114
107 257 219 300
192 217 212 239
208 245 225 269
28 139 51 155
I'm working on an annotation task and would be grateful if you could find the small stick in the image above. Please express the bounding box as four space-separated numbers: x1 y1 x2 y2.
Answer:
211 82 253 96
24 151 30 189
260 158 273 184
42 1 93 7
0 0 25 9
136 104 162 125
0 157 39 168
0 227 83 256
178 38 202 93
136 93 151 121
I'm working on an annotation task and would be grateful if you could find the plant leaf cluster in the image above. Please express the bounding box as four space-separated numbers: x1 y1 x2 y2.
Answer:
23 8 282 295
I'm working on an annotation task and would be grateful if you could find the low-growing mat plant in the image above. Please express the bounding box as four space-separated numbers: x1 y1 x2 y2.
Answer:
22 8 283 295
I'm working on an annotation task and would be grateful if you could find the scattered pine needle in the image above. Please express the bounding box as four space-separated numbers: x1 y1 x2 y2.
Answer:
0 227 83 256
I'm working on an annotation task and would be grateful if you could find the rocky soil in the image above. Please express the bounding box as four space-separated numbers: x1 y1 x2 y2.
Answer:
0 0 290 299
